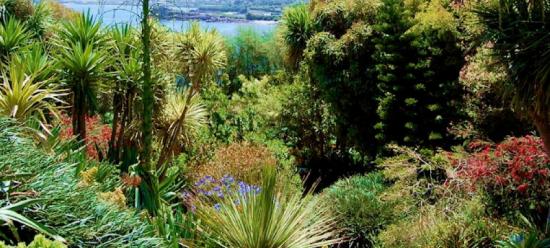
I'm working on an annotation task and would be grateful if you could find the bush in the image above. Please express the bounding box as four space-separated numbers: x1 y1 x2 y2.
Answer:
373 147 519 247
192 142 276 185
457 45 532 142
2 0 34 21
452 136 550 220
59 114 111 161
378 197 518 248
322 172 393 247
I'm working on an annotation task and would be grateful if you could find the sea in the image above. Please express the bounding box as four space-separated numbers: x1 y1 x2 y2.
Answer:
61 2 279 36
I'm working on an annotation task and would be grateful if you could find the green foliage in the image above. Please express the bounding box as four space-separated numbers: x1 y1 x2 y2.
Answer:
323 172 393 247
0 118 161 247
0 60 64 124
0 18 30 64
0 235 66 248
225 28 279 93
195 166 342 248
0 199 63 244
475 0 550 153
54 12 106 141
379 197 516 248
281 4 313 68
458 45 532 142
376 148 518 248
24 1 52 39
11 44 54 82
372 0 464 147
297 0 464 157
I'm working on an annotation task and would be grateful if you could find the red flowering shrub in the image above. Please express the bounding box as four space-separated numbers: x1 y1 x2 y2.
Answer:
452 136 550 215
60 114 112 160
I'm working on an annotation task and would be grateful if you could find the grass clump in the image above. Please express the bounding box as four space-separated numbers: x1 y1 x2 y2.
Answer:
195 166 342 248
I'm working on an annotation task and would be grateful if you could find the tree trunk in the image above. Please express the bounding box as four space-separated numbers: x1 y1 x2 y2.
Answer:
533 112 550 156
109 89 122 162
73 88 86 142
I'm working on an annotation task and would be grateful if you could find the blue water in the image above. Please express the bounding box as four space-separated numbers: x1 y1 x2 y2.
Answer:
61 2 278 36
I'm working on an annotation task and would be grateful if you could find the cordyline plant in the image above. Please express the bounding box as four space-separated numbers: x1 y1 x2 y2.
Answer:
195 166 342 248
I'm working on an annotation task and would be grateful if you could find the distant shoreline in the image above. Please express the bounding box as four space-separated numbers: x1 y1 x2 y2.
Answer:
59 1 281 24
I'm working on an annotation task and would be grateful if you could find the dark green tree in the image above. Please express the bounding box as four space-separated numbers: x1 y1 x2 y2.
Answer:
304 0 380 156
373 0 464 147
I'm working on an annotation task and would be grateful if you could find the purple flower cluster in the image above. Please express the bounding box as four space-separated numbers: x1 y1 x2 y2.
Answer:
183 174 260 211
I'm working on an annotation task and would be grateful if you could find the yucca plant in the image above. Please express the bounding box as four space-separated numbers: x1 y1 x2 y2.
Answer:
156 90 208 176
25 0 53 39
176 22 227 91
106 25 142 163
281 4 313 68
0 17 30 64
0 199 64 244
54 12 106 142
11 43 54 82
0 62 64 124
195 166 342 248
156 23 226 168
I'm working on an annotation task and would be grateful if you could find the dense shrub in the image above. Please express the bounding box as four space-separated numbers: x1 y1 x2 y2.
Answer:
452 136 550 218
372 0 465 147
322 172 393 247
458 46 532 142
378 197 517 248
2 0 34 21
300 0 465 156
377 147 518 247
192 142 276 185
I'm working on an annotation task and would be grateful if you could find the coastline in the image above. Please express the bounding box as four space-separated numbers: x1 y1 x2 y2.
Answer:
60 2 280 25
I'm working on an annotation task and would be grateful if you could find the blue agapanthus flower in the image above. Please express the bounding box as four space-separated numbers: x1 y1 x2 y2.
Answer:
183 175 260 211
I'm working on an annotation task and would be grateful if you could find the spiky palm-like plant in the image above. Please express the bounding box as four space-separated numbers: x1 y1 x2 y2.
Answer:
281 4 313 69
475 0 550 154
0 62 64 124
156 90 208 172
55 12 106 142
195 166 342 248
11 43 53 82
176 22 227 91
26 0 53 39
107 24 141 163
0 18 30 64
156 22 226 168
